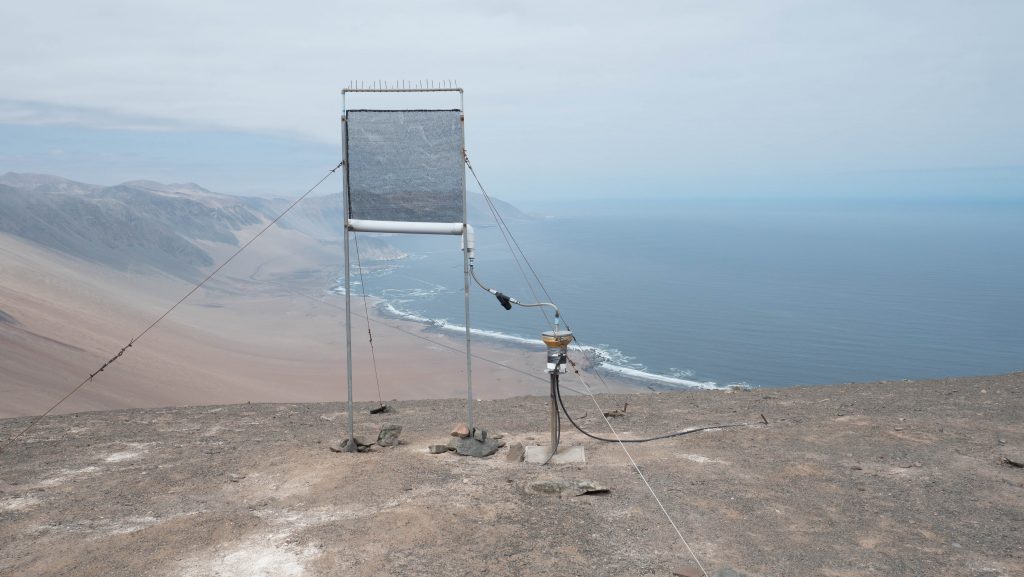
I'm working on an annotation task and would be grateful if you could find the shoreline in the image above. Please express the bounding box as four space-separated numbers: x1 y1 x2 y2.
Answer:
357 280 728 393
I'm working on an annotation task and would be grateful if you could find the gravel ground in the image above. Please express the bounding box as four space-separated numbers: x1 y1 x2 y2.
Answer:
2 373 1022 577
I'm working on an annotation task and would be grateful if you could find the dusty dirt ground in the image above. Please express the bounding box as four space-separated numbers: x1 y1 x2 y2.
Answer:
2 373 1022 577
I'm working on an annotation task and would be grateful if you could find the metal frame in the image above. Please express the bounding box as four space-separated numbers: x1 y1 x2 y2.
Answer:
340 86 472 450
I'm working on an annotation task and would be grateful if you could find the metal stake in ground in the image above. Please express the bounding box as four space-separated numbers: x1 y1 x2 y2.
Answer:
541 329 573 465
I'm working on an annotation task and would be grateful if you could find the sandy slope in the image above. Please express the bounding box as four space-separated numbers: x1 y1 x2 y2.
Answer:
0 227 608 419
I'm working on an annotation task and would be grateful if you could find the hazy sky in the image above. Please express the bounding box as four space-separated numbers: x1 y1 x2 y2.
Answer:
1 1 1021 200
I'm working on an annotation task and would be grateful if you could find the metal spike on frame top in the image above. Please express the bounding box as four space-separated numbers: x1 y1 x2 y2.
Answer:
343 79 462 91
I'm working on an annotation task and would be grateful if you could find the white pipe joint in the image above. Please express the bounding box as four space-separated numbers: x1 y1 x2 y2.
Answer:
462 224 475 261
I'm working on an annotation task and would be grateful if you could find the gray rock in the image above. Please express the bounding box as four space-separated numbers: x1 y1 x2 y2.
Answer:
448 436 505 458
428 444 449 454
330 437 371 452
524 445 586 465
473 428 487 442
377 424 402 447
506 442 525 463
525 479 609 497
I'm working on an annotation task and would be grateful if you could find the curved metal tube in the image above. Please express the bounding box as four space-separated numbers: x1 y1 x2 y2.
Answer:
470 265 561 320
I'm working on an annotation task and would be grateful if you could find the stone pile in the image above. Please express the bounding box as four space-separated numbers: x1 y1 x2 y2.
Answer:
328 423 403 453
428 423 506 458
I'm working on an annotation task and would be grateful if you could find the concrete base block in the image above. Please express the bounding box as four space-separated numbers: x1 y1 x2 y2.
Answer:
524 444 586 465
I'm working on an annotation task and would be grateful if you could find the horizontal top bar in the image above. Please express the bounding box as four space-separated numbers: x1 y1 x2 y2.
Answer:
342 88 463 94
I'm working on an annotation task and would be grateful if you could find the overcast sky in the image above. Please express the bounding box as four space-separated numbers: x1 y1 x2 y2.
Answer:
1 1 1021 200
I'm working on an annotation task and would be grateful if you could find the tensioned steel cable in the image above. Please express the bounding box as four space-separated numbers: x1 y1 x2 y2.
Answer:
0 161 343 455
465 156 556 332
465 156 619 393
466 154 764 433
568 365 712 577
352 232 385 407
462 157 768 576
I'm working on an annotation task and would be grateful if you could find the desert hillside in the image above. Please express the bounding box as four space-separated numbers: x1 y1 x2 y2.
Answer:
0 173 540 419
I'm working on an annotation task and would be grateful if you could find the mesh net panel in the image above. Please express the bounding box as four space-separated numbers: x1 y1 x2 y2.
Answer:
346 109 464 223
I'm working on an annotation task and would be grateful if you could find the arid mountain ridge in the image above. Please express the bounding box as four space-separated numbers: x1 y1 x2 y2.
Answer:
0 172 526 281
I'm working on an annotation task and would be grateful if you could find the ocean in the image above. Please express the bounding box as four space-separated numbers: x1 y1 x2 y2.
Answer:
337 196 1024 390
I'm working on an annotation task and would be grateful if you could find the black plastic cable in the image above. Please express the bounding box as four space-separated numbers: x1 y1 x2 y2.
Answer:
556 359 755 443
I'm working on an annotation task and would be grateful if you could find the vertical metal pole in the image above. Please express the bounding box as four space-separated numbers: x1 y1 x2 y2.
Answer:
549 372 558 458
461 105 473 430
463 230 473 430
341 110 356 451
344 227 355 450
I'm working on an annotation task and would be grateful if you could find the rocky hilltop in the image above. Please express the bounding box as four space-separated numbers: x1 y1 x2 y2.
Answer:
1 373 1022 576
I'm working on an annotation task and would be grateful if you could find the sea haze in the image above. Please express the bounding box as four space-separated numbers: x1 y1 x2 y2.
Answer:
339 196 1024 390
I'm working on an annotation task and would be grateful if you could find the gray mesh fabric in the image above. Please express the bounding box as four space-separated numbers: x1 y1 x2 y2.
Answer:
346 110 465 223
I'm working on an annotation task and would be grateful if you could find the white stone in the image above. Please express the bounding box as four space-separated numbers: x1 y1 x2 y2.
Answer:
524 444 585 465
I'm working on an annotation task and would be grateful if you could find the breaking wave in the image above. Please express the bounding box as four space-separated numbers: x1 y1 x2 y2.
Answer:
377 298 722 390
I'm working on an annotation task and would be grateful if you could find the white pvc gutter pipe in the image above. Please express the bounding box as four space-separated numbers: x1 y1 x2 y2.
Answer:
348 219 465 235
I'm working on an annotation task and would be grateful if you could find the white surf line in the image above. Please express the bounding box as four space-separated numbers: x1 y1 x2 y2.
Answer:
571 369 711 577
249 277 595 397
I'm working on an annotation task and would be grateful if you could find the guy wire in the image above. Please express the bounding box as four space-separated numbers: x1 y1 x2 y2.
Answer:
0 161 344 455
464 156 768 575
568 365 712 577
465 155 617 393
465 156 556 332
465 153 763 439
352 232 385 407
